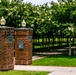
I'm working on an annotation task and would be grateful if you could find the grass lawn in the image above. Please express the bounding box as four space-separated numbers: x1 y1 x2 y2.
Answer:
33 55 76 67
0 70 49 75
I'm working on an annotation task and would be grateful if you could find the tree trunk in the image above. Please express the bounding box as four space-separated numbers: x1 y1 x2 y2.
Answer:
69 37 71 56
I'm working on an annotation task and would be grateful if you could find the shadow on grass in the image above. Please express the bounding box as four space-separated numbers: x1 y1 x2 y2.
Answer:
47 54 76 59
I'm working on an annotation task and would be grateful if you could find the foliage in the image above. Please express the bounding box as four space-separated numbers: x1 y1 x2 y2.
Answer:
51 0 76 37
50 0 76 56
0 0 76 36
0 0 52 34
1 0 76 55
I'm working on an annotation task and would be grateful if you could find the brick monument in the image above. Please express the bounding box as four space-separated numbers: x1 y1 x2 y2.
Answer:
15 28 33 65
0 26 14 70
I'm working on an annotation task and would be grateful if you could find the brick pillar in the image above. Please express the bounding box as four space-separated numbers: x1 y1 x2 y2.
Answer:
0 26 14 71
15 28 33 65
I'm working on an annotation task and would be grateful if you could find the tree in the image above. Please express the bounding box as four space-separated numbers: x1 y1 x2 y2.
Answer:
51 0 76 56
0 0 76 55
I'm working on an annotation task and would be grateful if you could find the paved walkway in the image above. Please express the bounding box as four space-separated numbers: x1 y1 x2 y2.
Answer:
48 72 76 75
14 52 76 75
32 55 46 60
32 52 61 60
14 65 76 75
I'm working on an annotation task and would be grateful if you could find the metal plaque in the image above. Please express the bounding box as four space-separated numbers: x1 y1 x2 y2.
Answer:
28 36 32 41
18 41 24 50
8 36 13 43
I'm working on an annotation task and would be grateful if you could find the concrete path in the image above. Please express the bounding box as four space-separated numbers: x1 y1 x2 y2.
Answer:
14 52 76 75
48 72 76 75
32 52 61 60
32 55 46 60
14 65 76 75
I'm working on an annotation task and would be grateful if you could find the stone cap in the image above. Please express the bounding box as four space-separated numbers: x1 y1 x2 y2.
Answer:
0 26 14 30
15 28 33 31
14 28 33 36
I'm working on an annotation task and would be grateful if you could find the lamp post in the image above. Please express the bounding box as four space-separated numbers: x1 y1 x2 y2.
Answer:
0 16 6 26
21 20 26 28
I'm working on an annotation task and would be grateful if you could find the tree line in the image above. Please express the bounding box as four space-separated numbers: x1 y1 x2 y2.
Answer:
0 0 76 55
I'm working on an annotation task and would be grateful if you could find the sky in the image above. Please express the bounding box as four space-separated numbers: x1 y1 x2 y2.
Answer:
23 0 58 5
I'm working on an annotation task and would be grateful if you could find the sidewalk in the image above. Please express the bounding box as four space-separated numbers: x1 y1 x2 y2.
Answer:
14 65 76 75
48 72 76 75
32 52 61 60
14 52 76 75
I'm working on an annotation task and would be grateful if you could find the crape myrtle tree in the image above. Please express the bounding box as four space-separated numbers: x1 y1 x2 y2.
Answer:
0 0 53 51
0 0 52 35
0 0 76 55
0 0 24 27
51 0 76 56
0 0 35 27
0 0 34 27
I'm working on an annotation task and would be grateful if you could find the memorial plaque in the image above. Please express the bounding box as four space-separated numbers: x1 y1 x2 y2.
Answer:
18 41 24 50
8 36 13 43
28 36 32 41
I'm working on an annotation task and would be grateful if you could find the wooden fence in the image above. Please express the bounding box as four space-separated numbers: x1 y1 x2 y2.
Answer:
33 36 76 52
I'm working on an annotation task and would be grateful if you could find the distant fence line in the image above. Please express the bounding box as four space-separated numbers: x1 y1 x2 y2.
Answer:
33 35 76 52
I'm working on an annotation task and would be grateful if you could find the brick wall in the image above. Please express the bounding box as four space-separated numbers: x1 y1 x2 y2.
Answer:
0 27 14 70
15 28 33 65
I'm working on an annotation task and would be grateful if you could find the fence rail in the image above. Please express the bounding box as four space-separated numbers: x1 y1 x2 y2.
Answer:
33 37 76 52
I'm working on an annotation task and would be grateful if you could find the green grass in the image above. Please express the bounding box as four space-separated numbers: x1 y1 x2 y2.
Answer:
0 70 49 75
33 55 76 67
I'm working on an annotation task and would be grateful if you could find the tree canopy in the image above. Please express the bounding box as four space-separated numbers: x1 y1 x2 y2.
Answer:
0 0 76 37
